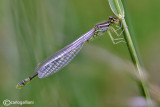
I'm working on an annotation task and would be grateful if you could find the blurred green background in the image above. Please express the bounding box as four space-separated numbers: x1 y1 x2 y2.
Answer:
0 0 160 107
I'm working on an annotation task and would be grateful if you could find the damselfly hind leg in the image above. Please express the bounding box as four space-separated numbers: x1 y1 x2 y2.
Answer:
108 21 127 44
111 26 127 37
107 30 126 44
112 18 128 37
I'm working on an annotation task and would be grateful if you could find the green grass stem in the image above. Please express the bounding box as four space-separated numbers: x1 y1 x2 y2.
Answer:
108 0 152 106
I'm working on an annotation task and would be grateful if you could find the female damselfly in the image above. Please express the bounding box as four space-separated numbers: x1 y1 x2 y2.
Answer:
16 16 125 89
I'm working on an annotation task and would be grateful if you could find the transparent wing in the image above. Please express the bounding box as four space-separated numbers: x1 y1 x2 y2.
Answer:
38 43 84 78
36 28 95 78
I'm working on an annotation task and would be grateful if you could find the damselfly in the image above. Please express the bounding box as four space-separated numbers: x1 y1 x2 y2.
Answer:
16 16 125 89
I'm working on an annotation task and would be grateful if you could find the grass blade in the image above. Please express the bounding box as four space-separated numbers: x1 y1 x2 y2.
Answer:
108 0 124 19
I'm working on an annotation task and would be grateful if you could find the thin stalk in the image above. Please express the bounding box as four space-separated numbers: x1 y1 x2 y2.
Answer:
122 19 152 106
108 0 152 106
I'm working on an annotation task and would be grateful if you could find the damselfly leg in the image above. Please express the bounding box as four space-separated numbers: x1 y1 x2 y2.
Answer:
115 17 128 37
107 18 127 44
107 30 125 44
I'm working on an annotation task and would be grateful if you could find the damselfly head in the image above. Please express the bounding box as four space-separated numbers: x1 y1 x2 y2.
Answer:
109 16 119 24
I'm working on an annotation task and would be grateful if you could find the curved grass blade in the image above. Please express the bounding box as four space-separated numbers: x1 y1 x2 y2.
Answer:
108 0 124 19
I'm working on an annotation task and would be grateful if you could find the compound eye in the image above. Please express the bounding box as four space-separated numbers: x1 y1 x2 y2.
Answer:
114 18 119 24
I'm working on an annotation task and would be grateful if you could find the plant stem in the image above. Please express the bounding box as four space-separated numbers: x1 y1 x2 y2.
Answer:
122 19 152 107
108 0 152 106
